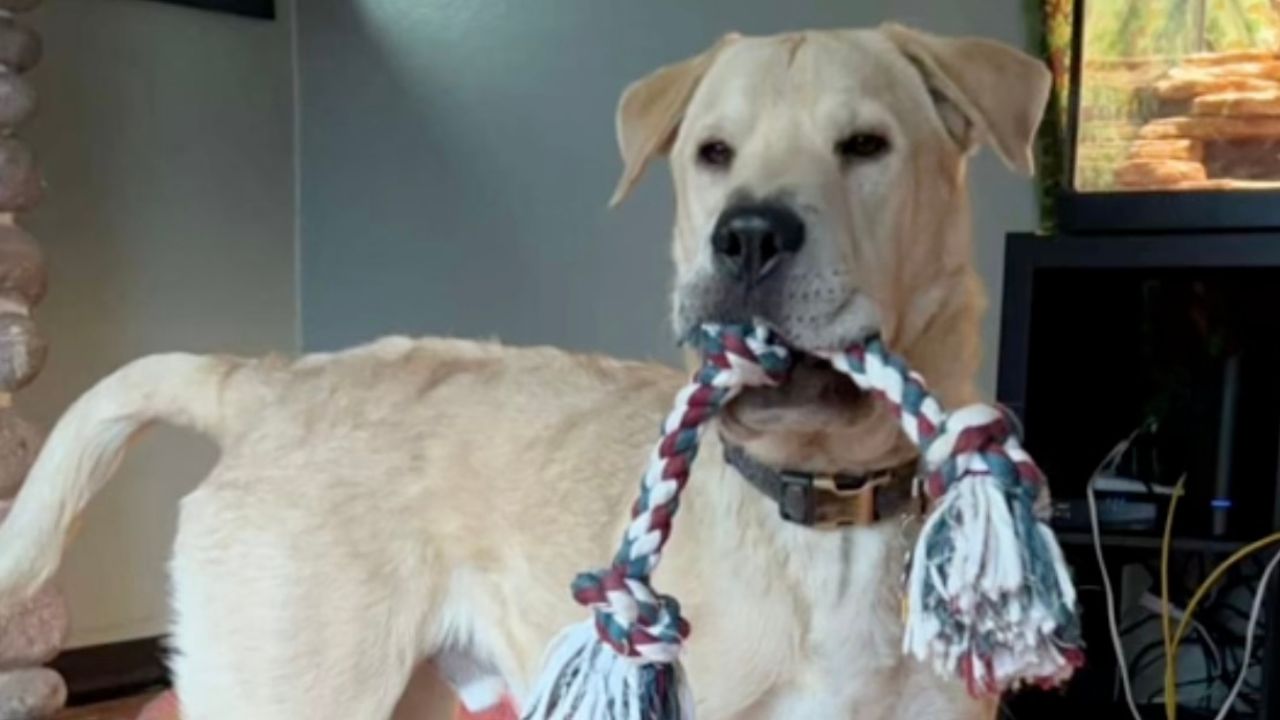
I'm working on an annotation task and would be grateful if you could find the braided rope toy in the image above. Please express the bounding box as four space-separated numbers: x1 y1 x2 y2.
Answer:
521 323 1082 720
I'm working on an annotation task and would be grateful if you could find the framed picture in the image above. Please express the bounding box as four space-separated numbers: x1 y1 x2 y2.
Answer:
146 0 275 19
1057 0 1280 232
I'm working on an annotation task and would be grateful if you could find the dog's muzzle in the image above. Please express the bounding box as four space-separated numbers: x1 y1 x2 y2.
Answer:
710 202 806 286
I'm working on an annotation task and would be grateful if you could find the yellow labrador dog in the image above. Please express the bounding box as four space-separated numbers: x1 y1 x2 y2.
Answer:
0 24 1049 720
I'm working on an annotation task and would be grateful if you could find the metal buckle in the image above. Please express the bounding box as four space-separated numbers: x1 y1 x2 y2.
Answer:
779 472 891 528
778 473 816 526
811 475 880 528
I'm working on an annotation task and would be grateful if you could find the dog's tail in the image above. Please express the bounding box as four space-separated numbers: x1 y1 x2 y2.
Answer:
0 352 236 605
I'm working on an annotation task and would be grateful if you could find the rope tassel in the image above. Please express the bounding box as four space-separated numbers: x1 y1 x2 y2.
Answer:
519 621 693 720
827 340 1083 694
520 325 1081 719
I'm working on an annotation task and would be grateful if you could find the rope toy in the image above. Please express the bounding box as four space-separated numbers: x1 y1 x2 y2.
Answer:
520 323 1082 720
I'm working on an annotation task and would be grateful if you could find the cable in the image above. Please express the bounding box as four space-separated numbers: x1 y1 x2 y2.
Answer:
1164 531 1280 720
1128 609 1221 684
1088 475 1144 720
1120 613 1160 638
1160 477 1186 720
1211 548 1280 720
1080 426 1275 720
1087 426 1161 720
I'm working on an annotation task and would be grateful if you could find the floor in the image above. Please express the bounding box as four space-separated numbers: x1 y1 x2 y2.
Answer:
50 693 518 720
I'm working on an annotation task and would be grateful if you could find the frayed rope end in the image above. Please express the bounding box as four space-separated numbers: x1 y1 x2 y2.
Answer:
521 620 695 720
902 473 1084 697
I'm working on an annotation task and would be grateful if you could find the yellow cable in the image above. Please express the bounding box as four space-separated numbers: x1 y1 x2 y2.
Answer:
1161 526 1280 720
1160 479 1185 720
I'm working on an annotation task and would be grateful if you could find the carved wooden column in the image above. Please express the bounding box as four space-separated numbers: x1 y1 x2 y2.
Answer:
0 2 70 719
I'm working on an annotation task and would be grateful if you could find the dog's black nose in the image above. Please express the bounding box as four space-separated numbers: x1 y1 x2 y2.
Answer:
711 204 805 284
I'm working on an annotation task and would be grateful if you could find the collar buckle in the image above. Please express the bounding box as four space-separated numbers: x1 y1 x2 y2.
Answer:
778 472 890 528
778 473 817 526
814 473 890 528
724 440 919 529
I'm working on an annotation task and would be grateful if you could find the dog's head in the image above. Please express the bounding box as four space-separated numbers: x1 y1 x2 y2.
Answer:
612 26 1050 472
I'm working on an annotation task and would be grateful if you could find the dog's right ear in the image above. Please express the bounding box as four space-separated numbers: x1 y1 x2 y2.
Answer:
610 34 739 207
881 23 1051 175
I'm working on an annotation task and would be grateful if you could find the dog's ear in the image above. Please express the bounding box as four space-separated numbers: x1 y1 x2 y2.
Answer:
881 23 1051 175
610 34 739 206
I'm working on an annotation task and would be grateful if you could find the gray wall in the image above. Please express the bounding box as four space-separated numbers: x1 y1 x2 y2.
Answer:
298 0 1037 388
23 0 297 647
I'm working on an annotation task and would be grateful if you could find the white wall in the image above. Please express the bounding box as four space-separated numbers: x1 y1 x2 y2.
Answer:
21 0 298 647
297 0 1038 393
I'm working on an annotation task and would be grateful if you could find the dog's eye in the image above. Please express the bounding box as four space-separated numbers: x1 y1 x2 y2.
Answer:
696 140 735 169
835 133 890 162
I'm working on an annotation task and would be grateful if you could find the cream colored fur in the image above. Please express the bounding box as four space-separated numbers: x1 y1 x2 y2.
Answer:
0 25 1050 720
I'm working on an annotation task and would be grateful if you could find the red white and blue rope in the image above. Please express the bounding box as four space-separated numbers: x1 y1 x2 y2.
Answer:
571 325 790 665
520 323 1081 720
826 340 1083 695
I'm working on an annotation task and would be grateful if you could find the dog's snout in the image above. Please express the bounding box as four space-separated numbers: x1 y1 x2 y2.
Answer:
711 204 806 284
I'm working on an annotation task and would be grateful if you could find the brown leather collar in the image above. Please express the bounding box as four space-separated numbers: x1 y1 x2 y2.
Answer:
723 442 922 528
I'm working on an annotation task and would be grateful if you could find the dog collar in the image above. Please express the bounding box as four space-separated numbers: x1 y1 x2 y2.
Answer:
723 441 922 528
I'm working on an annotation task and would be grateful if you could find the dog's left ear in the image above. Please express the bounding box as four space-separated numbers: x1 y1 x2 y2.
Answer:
610 33 739 206
882 23 1051 175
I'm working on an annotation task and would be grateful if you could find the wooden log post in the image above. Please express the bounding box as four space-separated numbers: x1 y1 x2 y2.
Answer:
0 411 41 500
0 4 68 719
0 19 41 73
0 503 69 673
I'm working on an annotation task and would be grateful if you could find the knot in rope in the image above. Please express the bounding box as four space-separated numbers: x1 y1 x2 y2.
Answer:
570 566 689 663
920 404 1046 508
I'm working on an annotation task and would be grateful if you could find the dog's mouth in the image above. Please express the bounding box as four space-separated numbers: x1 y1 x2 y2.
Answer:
677 270 888 455
721 354 873 435
675 272 881 356
716 350 916 475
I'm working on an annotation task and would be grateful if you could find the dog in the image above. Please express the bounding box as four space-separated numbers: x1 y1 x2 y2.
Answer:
0 24 1050 720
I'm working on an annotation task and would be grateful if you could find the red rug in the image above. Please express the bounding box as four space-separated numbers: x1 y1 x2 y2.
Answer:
460 701 518 720
136 692 178 720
